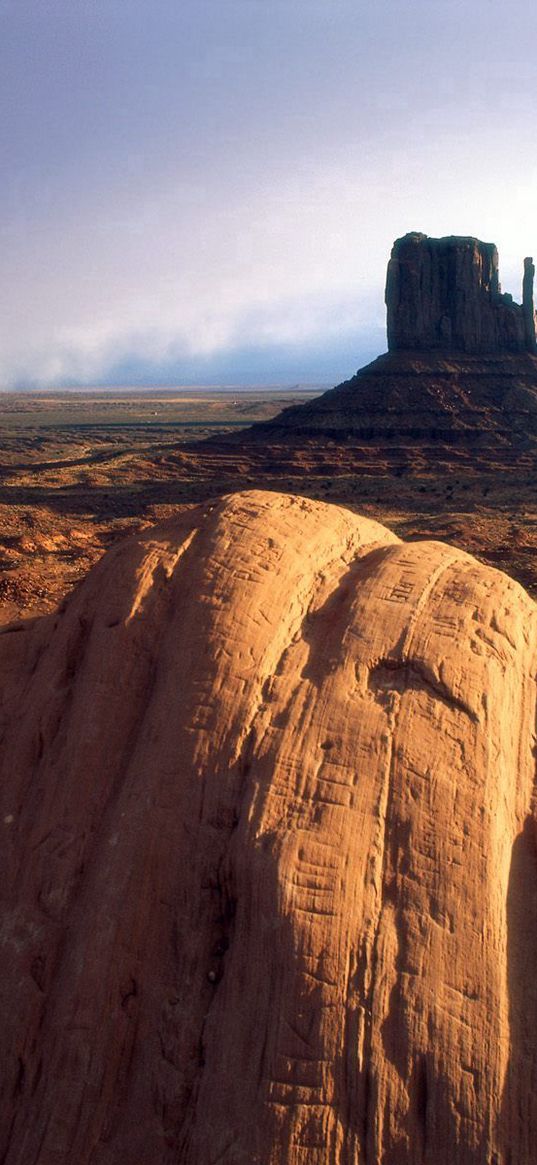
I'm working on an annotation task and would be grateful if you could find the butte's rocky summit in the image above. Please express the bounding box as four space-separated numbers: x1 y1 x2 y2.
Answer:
1 238 537 1165
386 231 536 354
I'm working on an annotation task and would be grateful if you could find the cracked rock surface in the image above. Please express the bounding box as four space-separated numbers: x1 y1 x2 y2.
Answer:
0 489 536 1164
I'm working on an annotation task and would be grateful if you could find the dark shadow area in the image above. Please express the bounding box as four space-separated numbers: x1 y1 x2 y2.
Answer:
500 816 537 1162
0 481 228 519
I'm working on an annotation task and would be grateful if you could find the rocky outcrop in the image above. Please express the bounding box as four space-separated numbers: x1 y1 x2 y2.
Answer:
386 232 537 354
0 489 536 1164
523 256 536 352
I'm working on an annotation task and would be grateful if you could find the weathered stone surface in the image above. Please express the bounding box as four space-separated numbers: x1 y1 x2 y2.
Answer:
0 489 536 1164
386 232 537 354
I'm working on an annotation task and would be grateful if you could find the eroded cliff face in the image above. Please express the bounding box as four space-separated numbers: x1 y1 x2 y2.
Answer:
0 490 536 1164
386 232 537 354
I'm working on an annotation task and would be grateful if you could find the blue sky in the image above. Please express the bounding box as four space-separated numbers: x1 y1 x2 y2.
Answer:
2 0 537 387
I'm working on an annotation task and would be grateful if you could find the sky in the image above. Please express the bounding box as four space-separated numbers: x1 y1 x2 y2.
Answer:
2 0 537 388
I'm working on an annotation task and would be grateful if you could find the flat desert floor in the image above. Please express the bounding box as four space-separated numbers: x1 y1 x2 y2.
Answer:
0 384 535 623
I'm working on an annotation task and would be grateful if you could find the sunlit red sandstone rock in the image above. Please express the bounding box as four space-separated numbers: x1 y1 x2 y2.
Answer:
0 490 536 1164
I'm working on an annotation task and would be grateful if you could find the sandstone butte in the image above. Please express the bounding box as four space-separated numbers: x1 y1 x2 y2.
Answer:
0 488 536 1164
225 235 537 468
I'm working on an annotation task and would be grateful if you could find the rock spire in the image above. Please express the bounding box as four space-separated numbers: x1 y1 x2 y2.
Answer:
386 232 537 354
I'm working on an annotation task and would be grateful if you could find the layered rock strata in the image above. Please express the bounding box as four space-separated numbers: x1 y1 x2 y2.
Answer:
219 350 537 494
0 490 536 1164
386 232 537 354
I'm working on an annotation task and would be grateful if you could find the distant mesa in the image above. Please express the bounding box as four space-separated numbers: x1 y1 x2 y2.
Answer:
214 231 537 470
386 232 537 355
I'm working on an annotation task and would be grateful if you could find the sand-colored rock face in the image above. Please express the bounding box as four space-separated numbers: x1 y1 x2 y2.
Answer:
0 490 536 1164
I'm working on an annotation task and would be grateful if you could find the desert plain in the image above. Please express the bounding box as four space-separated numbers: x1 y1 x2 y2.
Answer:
0 380 535 625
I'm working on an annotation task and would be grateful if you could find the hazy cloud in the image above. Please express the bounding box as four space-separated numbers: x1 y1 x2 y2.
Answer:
1 0 536 386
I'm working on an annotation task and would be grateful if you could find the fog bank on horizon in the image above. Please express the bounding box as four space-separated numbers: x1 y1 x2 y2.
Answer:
2 0 536 388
